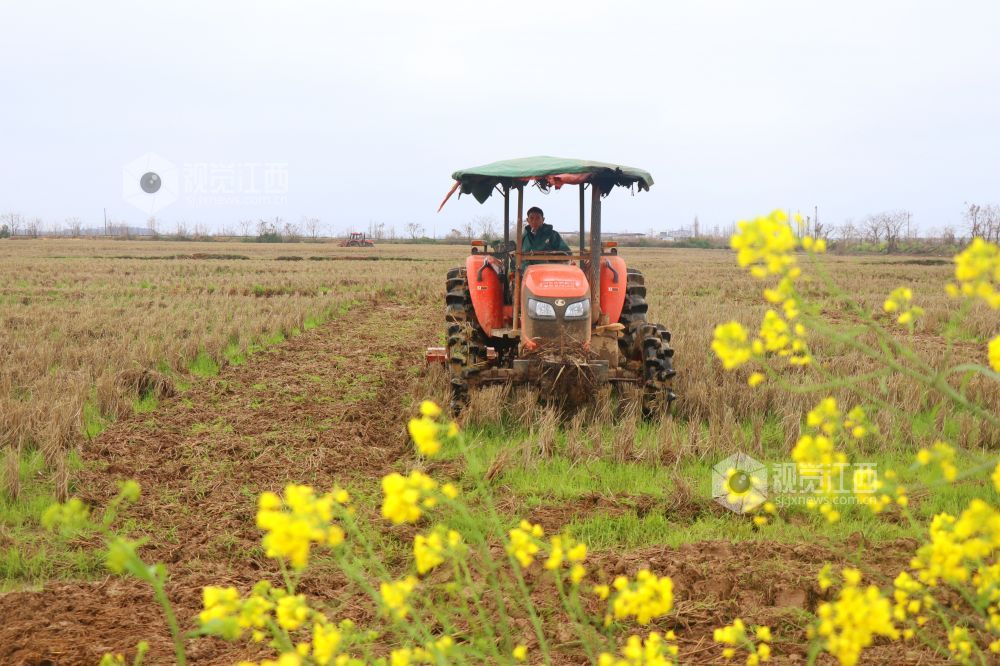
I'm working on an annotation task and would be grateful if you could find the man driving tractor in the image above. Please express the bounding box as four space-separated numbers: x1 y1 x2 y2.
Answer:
521 206 570 267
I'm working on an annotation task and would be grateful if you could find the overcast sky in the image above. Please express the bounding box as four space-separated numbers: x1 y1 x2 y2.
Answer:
1 1 998 236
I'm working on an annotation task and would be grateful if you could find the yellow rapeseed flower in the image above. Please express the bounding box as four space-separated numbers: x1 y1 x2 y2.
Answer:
949 238 1000 308
989 335 1000 372
610 570 674 625
276 594 310 631
512 645 528 662
256 485 346 569
507 520 544 568
814 569 898 666
730 210 799 278
712 321 753 370
381 471 439 524
408 416 442 457
598 631 678 666
311 620 342 665
413 526 463 575
380 575 418 619
419 400 442 417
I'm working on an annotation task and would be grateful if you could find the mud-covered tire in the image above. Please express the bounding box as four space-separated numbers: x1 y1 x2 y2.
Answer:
618 268 649 361
445 267 486 414
637 323 677 418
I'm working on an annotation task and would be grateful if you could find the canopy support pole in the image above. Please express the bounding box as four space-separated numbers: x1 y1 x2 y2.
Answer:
503 184 510 247
578 184 586 269
513 186 524 333
590 185 602 323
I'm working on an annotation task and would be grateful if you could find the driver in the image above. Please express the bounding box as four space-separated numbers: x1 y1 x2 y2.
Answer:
522 207 570 266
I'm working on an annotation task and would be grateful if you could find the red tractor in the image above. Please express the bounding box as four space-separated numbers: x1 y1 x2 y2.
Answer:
429 156 676 416
340 232 374 247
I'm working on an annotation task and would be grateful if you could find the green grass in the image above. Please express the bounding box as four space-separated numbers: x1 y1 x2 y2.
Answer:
0 450 104 591
188 350 220 377
82 400 109 438
456 425 999 552
133 392 158 414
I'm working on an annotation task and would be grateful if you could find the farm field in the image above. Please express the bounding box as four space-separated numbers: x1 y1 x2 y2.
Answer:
1 238 997 664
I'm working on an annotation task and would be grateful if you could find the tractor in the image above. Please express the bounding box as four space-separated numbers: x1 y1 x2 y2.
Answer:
340 232 374 247
428 156 677 417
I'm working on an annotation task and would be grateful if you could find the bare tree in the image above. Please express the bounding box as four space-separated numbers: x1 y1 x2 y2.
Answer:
25 217 41 238
941 225 957 245
146 216 158 237
837 220 859 243
862 215 883 244
65 217 82 237
406 222 425 239
303 216 320 239
473 215 498 241
964 203 1000 242
880 210 908 252
1 213 23 236
238 219 253 238
282 220 300 242
176 220 189 239
257 219 274 237
460 220 475 241
366 219 385 240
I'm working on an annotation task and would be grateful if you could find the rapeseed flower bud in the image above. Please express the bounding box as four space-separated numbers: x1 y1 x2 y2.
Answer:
41 497 91 533
883 287 925 327
915 441 958 481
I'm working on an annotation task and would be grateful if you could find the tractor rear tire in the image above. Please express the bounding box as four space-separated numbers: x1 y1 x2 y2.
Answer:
637 323 677 418
445 267 486 415
618 268 676 418
618 268 649 360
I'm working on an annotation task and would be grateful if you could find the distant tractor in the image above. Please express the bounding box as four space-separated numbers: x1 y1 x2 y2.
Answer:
428 156 676 417
340 232 374 247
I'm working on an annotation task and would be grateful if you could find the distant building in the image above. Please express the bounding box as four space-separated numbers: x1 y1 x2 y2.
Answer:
659 228 694 242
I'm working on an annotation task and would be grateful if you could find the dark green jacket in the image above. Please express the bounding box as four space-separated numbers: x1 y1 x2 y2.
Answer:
521 223 570 267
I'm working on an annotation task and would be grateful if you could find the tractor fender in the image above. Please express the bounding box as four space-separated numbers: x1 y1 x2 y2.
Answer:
599 255 628 323
465 255 504 335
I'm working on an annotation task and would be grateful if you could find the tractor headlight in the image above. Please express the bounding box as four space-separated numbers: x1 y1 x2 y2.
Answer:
527 298 556 319
564 299 590 319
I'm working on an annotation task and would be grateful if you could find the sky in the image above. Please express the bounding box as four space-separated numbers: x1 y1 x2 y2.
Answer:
1 1 998 236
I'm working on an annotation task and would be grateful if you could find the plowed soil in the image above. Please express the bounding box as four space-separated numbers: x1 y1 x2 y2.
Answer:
0 293 945 665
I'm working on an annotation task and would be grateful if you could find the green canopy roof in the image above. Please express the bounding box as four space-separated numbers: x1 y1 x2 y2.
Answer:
447 156 654 205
